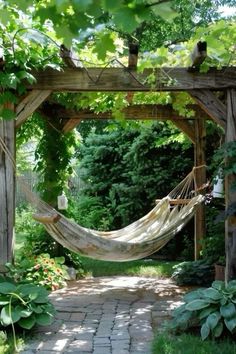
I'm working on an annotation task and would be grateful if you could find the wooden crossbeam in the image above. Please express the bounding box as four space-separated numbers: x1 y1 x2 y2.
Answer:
40 103 207 122
16 90 51 128
28 67 236 92
155 199 191 205
189 89 226 129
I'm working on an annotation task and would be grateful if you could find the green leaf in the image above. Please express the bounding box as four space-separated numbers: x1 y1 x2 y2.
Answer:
112 7 139 33
93 33 116 60
185 300 209 311
0 108 16 120
36 313 54 326
0 283 16 294
212 321 223 338
18 315 36 330
199 306 217 320
102 0 122 11
183 290 202 302
71 0 93 11
206 312 221 330
201 322 210 340
224 316 236 333
15 305 33 318
1 305 21 326
203 288 222 301
150 1 178 22
220 303 236 319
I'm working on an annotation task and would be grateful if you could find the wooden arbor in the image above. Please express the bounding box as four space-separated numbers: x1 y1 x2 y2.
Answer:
1 64 236 277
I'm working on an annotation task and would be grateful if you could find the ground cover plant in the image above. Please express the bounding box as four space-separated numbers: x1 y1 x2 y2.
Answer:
152 332 236 354
80 256 177 278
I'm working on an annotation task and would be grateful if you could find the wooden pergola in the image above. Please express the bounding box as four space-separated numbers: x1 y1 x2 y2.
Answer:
1 60 236 278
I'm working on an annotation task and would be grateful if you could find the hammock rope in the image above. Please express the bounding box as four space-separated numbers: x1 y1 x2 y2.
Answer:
0 134 205 261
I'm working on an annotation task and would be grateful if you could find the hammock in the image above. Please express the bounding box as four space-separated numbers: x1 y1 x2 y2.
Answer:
18 169 205 262
0 135 205 262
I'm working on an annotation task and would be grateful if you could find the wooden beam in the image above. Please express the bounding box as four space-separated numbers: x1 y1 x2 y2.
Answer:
225 89 236 281
171 119 196 143
194 119 206 260
0 103 15 267
16 90 51 128
62 118 81 133
189 89 226 129
27 67 236 92
39 103 207 122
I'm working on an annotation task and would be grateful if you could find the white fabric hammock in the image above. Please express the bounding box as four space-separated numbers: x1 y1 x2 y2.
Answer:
0 134 204 262
19 169 205 262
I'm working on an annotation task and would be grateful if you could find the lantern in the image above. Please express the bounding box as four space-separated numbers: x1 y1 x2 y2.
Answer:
212 173 224 198
57 192 68 210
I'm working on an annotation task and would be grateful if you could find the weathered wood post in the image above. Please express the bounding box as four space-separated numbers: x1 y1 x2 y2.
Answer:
0 105 15 269
225 89 236 281
194 117 206 260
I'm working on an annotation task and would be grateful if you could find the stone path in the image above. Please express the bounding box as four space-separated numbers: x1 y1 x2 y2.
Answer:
21 276 187 354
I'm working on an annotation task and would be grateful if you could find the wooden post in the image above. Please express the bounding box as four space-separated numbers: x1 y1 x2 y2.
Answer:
0 105 15 269
225 89 236 281
194 117 206 260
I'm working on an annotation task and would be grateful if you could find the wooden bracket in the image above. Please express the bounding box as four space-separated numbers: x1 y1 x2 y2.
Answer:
171 119 196 144
16 90 51 128
189 89 226 129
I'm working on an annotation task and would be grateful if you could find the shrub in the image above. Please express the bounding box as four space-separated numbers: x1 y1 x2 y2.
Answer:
172 260 214 286
7 253 69 291
170 280 236 340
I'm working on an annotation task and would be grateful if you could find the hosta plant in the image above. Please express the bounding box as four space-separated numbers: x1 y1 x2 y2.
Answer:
170 280 236 340
0 278 55 331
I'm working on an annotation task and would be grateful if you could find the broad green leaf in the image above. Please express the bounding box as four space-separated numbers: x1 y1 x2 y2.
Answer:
183 290 202 302
199 306 217 320
36 313 54 326
0 283 16 294
18 315 36 330
1 305 21 326
203 288 222 301
72 0 93 11
212 280 224 291
150 1 178 22
224 316 236 333
113 7 138 33
206 312 221 330
29 303 43 314
15 305 33 318
220 303 236 319
201 322 210 340
186 299 209 311
212 321 223 338
102 0 122 11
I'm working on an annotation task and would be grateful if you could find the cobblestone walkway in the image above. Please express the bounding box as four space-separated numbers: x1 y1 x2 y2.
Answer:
21 276 187 354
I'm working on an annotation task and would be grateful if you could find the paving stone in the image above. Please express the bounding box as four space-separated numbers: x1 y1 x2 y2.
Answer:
70 312 86 321
67 339 93 352
20 277 188 354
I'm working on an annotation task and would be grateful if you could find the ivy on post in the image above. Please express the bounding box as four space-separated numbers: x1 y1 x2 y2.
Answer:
0 103 15 270
225 89 236 281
